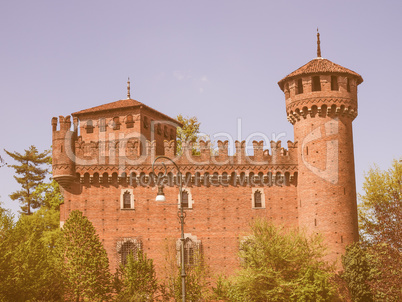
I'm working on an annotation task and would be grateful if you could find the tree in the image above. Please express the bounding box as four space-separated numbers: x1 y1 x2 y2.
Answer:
341 243 374 302
0 206 64 302
114 249 158 301
159 239 212 301
60 210 112 302
359 159 401 248
32 179 63 210
351 159 402 301
221 219 336 302
5 145 50 214
176 114 201 155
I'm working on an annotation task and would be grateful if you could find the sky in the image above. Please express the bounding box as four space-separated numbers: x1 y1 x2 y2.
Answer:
1 0 401 215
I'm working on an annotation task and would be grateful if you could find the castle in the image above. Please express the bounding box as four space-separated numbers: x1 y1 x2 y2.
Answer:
52 33 362 275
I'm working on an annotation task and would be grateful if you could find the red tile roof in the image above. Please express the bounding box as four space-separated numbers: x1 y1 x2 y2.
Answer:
278 58 363 90
72 98 181 125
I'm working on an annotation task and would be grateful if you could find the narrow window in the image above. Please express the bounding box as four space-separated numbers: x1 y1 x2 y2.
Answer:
331 76 339 91
306 146 308 155
341 235 344 243
297 78 303 94
346 78 351 92
113 117 120 130
312 76 321 91
314 218 317 226
123 191 131 209
181 191 189 209
157 124 162 135
254 190 262 208
164 126 168 138
181 238 199 266
143 116 149 129
184 246 194 266
99 118 106 132
86 120 94 133
126 115 134 128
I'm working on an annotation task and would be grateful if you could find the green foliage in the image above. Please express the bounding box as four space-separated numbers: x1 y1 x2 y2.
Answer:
61 210 112 301
114 249 158 301
160 239 211 301
176 114 201 155
32 178 64 210
5 145 50 214
359 159 401 247
221 219 336 302
356 159 402 301
341 243 374 302
0 206 63 302
171 262 211 301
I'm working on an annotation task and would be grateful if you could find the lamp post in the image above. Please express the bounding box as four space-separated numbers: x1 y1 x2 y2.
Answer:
152 156 186 302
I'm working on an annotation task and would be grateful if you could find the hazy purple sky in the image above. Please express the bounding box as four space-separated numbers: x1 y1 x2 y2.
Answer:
1 0 401 215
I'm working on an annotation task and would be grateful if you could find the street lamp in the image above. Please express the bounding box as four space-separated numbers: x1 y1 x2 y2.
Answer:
152 156 186 302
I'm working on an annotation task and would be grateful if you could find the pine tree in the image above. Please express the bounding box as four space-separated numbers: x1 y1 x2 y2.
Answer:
4 145 50 214
61 210 112 302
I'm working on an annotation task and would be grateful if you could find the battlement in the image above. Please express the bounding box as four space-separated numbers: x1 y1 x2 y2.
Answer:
72 137 298 167
52 115 79 133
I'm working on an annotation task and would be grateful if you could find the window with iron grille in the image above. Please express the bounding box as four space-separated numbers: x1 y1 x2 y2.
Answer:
181 191 189 209
117 239 142 266
177 236 201 267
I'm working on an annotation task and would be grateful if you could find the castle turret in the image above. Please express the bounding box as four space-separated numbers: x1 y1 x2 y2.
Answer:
52 115 76 186
278 32 363 266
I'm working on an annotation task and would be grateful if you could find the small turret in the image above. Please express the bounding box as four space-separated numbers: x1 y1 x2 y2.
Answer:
52 115 76 187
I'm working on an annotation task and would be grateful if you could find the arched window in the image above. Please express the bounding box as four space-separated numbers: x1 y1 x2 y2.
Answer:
117 239 142 266
126 114 134 128
254 190 262 208
176 235 201 267
123 191 131 208
121 189 134 209
113 117 121 130
181 191 189 209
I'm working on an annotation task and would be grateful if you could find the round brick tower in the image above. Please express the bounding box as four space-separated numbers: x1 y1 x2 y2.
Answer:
278 32 363 266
